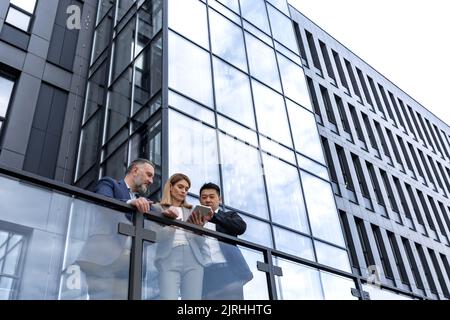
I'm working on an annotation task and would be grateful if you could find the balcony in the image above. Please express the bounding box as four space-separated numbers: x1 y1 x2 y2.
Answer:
0 165 424 300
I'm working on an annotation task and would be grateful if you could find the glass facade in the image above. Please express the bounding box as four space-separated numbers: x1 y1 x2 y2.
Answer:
69 0 354 300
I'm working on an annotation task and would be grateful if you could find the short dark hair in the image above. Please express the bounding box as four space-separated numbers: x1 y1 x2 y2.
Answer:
199 182 221 197
126 158 154 175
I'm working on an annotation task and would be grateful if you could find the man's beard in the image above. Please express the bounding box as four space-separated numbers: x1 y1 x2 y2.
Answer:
135 177 148 196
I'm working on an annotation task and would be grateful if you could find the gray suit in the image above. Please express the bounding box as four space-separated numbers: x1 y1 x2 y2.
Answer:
149 203 211 299
151 203 211 266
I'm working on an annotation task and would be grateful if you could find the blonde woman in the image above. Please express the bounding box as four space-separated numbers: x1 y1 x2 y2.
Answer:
152 173 211 300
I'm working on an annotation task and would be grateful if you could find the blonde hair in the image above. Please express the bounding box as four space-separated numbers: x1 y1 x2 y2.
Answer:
160 173 193 209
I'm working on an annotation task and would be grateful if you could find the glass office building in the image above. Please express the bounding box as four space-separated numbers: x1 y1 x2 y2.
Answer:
0 0 449 299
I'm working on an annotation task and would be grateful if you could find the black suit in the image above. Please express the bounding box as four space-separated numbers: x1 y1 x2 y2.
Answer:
202 210 253 300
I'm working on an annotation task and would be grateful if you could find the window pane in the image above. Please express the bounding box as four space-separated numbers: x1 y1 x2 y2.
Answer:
267 5 297 52
245 33 281 92
135 0 162 58
112 17 136 80
301 171 346 246
260 137 296 165
168 110 220 194
263 154 309 234
252 81 291 145
168 32 213 107
240 215 273 248
6 7 30 31
76 112 102 179
106 67 132 140
0 76 14 118
133 37 162 115
267 0 289 15
273 227 314 260
116 0 135 23
315 241 351 273
209 9 247 71
275 257 324 299
168 0 208 49
287 100 325 163
218 116 258 146
297 154 329 181
216 0 239 13
91 10 113 64
320 271 357 300
240 0 270 34
277 54 312 109
10 0 36 14
169 91 215 125
213 58 255 128
219 133 269 219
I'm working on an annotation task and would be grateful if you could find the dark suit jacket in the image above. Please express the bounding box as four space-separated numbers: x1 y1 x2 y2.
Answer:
76 177 133 266
94 177 132 202
209 210 253 283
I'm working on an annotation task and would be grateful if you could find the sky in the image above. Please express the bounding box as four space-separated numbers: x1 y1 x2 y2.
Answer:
288 0 450 127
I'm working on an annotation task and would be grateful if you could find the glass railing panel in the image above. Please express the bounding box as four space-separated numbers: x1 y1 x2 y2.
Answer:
0 173 132 300
141 221 269 300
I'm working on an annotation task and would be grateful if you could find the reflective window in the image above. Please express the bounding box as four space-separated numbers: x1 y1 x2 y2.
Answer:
6 0 36 32
245 33 281 92
267 5 297 52
209 9 247 71
252 81 291 146
277 54 312 109
76 112 102 179
168 110 220 194
297 154 329 181
240 0 270 34
275 257 324 299
10 0 37 14
320 271 358 300
168 32 213 107
133 37 162 115
83 62 108 124
116 0 135 23
112 17 136 80
315 241 351 273
263 154 309 234
6 7 31 31
215 0 239 13
267 0 290 16
287 100 325 163
105 67 133 141
219 133 269 219
169 91 215 125
218 116 258 146
168 0 209 49
240 215 273 248
260 138 296 165
0 75 15 118
273 227 314 260
301 171 346 246
213 58 255 128
91 10 113 64
135 0 162 58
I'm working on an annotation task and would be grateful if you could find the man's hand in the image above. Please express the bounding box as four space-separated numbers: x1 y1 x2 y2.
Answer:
129 198 153 213
188 209 213 226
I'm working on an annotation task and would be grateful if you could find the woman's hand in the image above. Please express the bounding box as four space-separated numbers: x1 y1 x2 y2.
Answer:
162 206 179 219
